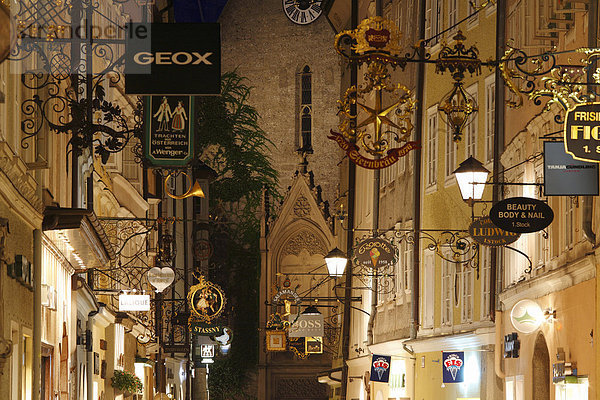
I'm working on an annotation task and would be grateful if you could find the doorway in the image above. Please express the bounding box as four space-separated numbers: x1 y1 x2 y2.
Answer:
532 333 550 400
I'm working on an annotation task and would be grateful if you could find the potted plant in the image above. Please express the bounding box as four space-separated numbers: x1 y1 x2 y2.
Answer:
111 369 143 397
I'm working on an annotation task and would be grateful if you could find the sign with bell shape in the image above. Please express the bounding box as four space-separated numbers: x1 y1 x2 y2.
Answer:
148 267 175 292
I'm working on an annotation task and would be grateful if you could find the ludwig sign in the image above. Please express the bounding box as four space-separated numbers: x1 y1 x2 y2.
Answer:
564 102 600 163
489 197 554 233
144 96 195 167
354 238 397 269
469 217 520 247
125 23 221 95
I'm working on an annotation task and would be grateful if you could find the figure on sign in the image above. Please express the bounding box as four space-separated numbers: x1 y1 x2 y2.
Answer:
171 100 187 132
153 96 172 131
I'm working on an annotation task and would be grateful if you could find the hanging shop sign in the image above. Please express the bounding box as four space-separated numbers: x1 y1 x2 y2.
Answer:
118 294 150 312
147 266 175 292
272 288 302 306
442 352 465 383
328 131 420 170
510 299 544 334
287 314 324 338
468 217 520 247
266 330 287 352
563 102 600 163
543 141 599 196
200 344 215 358
190 321 224 337
504 332 520 358
354 237 397 269
370 354 392 383
489 197 554 234
194 239 213 261
288 337 309 359
144 96 195 167
305 337 323 354
187 276 226 323
125 23 221 95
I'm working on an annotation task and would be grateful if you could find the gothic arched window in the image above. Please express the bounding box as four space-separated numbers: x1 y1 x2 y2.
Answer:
298 65 313 153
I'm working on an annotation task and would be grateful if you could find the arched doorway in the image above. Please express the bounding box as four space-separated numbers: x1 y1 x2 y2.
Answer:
532 333 550 400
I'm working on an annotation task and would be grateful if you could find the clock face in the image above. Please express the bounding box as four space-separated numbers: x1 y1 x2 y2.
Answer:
282 0 323 25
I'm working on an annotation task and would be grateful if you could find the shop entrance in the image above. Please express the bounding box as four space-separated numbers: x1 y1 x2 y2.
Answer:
532 333 550 400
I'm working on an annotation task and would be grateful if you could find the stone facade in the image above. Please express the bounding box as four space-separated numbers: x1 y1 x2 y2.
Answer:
219 0 343 204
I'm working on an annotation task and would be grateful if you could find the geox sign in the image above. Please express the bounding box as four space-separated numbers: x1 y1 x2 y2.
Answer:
564 102 600 163
125 23 221 95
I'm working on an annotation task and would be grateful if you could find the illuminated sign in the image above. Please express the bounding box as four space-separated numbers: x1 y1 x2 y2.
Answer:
370 354 392 383
510 299 544 334
489 197 554 233
287 314 324 338
564 102 600 163
118 294 150 311
468 217 520 247
442 352 464 383
543 141 598 196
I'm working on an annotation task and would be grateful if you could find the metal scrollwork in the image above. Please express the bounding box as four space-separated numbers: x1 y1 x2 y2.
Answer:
11 0 144 161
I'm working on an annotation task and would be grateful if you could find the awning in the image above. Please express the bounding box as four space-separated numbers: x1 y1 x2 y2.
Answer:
42 207 116 268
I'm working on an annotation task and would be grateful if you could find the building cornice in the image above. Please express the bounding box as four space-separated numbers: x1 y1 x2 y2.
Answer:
404 327 495 353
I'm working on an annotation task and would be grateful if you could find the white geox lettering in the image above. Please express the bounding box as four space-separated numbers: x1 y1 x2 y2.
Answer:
133 51 213 65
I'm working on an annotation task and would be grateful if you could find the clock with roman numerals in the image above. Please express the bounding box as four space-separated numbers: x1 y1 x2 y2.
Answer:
282 0 323 25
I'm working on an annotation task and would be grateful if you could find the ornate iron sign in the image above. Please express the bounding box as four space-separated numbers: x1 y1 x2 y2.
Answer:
272 288 302 306
489 197 554 233
331 17 418 168
353 238 397 269
187 276 226 323
564 102 600 163
144 96 195 167
468 217 520 247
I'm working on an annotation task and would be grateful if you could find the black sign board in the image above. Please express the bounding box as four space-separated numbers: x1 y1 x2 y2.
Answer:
564 102 600 163
144 96 194 167
504 333 520 358
544 141 599 196
489 197 554 233
125 23 221 95
469 217 520 247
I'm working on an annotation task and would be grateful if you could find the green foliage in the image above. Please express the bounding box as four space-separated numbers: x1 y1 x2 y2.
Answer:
197 71 280 242
110 369 143 394
197 71 279 399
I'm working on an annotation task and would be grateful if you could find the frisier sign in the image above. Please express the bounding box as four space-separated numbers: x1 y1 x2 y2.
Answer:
564 102 600 163
468 217 520 247
328 130 419 170
489 197 554 234
354 237 397 269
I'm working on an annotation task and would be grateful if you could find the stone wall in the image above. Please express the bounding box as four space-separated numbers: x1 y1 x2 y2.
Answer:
219 0 343 204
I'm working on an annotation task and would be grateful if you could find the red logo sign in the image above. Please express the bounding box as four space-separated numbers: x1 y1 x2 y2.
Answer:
365 28 390 48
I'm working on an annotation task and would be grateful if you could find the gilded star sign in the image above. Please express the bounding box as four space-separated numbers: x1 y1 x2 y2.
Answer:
329 16 419 169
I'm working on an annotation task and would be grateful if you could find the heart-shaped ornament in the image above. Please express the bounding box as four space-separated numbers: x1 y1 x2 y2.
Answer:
148 267 175 292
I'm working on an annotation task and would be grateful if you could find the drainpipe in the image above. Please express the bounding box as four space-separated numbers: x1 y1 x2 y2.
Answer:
583 0 598 246
340 1 358 398
87 309 99 400
33 228 42 400
494 310 505 379
410 0 426 339
367 0 383 348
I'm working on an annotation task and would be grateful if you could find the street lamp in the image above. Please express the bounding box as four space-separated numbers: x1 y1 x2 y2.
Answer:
301 305 322 315
324 247 348 278
453 156 490 205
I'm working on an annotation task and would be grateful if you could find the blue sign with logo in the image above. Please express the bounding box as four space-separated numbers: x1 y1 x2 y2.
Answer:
370 354 391 383
442 352 465 383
